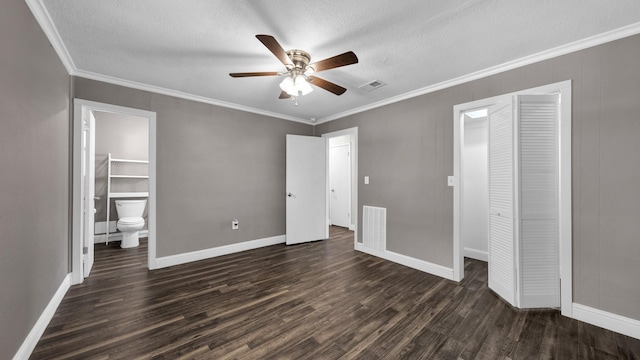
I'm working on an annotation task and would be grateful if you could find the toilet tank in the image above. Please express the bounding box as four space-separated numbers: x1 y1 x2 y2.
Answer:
115 199 147 218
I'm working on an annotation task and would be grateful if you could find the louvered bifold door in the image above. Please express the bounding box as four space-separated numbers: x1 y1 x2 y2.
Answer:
517 94 560 308
487 102 516 306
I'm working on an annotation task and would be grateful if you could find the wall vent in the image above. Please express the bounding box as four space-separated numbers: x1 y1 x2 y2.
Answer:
359 79 387 92
362 206 387 251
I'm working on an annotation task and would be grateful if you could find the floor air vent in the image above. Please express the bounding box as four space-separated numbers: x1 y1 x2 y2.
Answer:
363 206 387 251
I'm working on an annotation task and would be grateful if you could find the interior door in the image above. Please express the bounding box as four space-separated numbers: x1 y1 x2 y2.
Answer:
286 134 327 245
330 144 350 228
487 101 516 306
517 94 560 308
82 110 96 277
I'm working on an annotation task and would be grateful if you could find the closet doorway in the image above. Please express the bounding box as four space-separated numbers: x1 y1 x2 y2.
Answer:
460 108 489 263
452 80 573 315
72 99 157 284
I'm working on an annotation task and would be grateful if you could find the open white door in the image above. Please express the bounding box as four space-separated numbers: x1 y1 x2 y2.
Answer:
286 134 327 245
330 144 351 228
82 109 96 277
487 101 516 306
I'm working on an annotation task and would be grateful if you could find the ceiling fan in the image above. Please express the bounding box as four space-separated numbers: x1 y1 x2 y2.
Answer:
229 35 358 103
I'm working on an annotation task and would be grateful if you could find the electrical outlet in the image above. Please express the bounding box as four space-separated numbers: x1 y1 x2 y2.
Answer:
232 219 239 230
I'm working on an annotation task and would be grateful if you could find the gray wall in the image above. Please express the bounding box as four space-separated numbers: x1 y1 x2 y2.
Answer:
315 33 640 321
74 78 313 257
94 111 149 222
0 0 71 357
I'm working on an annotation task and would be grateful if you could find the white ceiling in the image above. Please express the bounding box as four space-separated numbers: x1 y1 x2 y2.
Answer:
36 0 640 123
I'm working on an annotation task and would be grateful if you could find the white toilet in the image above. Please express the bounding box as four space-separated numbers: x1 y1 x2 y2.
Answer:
115 199 147 248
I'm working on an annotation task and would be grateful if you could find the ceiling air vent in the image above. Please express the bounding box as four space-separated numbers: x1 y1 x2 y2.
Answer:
359 79 387 92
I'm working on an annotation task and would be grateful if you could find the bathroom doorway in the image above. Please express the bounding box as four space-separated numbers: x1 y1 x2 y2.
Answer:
72 99 157 284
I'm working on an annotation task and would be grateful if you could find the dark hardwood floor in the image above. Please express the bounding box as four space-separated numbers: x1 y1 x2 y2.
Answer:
31 227 639 359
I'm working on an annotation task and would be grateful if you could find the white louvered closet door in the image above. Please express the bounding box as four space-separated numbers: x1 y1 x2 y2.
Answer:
517 94 560 308
488 102 516 306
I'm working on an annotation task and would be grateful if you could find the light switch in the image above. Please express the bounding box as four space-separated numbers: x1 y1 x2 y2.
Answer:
364 176 370 185
447 176 455 187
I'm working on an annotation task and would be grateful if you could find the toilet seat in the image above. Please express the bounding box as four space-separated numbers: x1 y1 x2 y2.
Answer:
118 217 145 226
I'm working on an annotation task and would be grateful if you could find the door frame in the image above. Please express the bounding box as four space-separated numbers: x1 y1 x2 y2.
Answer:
71 99 157 284
80 109 96 278
329 142 351 228
452 80 572 316
321 127 358 247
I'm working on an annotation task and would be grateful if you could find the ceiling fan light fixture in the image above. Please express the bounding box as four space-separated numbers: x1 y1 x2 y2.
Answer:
279 76 297 96
230 35 358 101
295 75 313 96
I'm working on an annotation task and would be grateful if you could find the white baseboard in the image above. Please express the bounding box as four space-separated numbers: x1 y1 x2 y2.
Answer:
349 224 355 231
94 230 149 243
464 247 488 262
94 220 117 235
155 235 286 269
355 243 454 280
572 303 640 340
13 273 72 360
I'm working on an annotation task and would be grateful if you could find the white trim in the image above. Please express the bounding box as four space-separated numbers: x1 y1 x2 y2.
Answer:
148 111 157 269
72 99 157 279
315 22 640 125
355 243 454 280
573 303 640 340
71 101 83 284
12 273 71 360
154 235 286 269
464 247 488 262
452 81 572 314
321 127 359 251
73 70 310 124
24 0 76 74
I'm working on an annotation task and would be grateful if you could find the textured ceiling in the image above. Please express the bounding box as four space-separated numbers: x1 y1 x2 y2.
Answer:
39 0 640 123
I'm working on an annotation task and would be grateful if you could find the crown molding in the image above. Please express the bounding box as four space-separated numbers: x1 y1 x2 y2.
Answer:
26 0 640 126
25 0 76 74
72 70 311 124
315 21 640 125
25 0 310 125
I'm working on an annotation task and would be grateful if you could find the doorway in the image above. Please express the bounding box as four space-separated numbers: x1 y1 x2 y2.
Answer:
322 127 358 247
72 99 157 284
452 80 572 315
329 137 351 228
460 108 489 262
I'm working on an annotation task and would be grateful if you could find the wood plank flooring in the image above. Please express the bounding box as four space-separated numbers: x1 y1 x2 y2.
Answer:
31 227 640 359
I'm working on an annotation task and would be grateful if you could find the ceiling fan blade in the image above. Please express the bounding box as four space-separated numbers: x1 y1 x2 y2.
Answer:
229 71 279 78
307 76 347 95
256 34 293 67
279 91 291 99
308 51 358 73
